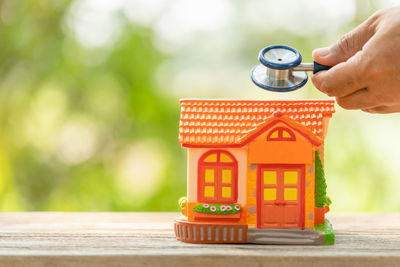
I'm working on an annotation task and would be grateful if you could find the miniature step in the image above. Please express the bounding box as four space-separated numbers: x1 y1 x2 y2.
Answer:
246 228 324 245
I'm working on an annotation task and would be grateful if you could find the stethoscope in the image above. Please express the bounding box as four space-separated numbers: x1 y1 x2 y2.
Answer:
251 45 331 92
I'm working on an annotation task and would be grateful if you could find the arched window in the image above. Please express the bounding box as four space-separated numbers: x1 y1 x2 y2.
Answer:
198 150 238 203
267 127 296 141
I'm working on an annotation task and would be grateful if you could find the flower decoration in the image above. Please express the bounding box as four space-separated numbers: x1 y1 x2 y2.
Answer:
193 203 241 214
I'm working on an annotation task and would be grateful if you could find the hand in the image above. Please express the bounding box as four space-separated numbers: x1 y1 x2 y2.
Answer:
311 6 400 114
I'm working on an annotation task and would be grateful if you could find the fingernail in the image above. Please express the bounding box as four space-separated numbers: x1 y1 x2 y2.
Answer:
313 47 330 57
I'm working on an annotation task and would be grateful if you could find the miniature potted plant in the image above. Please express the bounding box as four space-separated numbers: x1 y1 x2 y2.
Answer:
315 151 331 225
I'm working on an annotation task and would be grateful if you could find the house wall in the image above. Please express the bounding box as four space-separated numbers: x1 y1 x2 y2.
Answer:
186 147 248 206
319 117 332 165
246 122 316 229
304 161 315 229
246 162 258 227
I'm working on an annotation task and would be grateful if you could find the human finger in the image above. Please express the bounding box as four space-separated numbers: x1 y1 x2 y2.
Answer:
335 89 377 110
312 51 367 97
312 14 377 66
362 105 400 114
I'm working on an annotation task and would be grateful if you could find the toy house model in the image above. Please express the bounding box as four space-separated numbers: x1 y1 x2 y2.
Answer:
175 99 335 245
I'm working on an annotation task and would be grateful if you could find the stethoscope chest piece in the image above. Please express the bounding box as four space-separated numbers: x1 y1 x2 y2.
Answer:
251 45 330 92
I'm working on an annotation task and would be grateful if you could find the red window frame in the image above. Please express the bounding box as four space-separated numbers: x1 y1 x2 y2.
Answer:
197 150 238 203
267 127 296 141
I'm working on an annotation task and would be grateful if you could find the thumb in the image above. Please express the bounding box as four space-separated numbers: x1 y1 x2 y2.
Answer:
313 16 377 66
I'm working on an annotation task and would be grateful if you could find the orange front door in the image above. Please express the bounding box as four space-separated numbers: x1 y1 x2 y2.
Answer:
257 165 305 228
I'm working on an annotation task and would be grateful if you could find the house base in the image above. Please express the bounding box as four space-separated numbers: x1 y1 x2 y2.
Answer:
174 219 248 243
174 219 334 245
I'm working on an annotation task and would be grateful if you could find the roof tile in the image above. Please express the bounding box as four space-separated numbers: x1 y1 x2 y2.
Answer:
179 99 335 146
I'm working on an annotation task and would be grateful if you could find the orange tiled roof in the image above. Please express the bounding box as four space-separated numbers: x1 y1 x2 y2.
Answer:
179 99 335 147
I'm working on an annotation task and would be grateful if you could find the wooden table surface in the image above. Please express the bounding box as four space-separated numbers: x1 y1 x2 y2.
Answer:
0 212 399 267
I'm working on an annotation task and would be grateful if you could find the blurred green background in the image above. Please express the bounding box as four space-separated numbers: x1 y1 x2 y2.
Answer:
0 0 399 212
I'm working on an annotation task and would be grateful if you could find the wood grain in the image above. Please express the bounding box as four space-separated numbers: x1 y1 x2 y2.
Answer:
0 212 399 267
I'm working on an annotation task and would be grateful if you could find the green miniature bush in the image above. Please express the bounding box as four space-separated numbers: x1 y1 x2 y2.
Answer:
315 151 329 208
193 203 241 214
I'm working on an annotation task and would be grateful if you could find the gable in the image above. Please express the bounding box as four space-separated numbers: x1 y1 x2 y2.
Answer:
244 115 319 164
240 114 322 147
